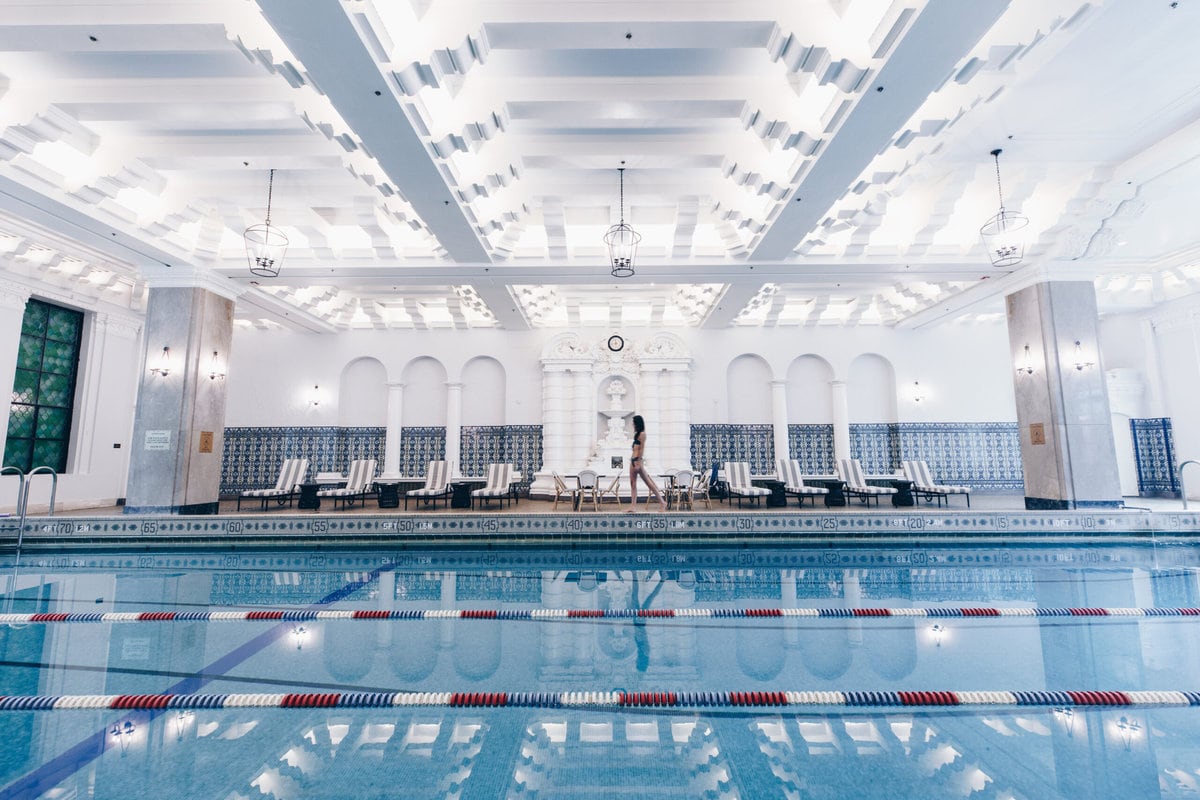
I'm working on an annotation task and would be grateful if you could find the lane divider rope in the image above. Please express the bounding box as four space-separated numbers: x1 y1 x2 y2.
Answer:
1 689 1198 711
1 607 1197 626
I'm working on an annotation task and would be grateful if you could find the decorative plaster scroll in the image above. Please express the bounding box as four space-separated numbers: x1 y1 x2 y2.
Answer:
541 331 596 361
0 278 31 310
638 332 690 361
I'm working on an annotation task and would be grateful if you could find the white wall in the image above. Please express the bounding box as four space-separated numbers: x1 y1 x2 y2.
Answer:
223 323 1020 429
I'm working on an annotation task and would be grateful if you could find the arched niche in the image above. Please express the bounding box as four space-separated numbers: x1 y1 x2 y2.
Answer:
786 354 834 423
337 357 387 427
727 354 773 424
847 353 897 423
401 356 448 426
462 356 506 426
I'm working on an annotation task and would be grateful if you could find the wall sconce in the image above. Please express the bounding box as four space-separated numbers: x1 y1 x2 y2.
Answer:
1115 715 1140 751
110 719 135 756
929 623 946 647
1071 340 1095 372
912 381 924 403
308 385 320 407
1016 344 1035 375
148 345 171 377
208 351 226 381
291 624 308 650
1052 706 1076 738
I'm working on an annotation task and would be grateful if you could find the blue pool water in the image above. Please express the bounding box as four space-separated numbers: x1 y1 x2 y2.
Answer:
1 538 1199 798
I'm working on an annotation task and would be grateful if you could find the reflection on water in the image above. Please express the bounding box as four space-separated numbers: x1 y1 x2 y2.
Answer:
1 541 1199 798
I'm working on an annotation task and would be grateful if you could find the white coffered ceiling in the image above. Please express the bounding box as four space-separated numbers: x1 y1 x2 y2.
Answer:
0 0 1197 332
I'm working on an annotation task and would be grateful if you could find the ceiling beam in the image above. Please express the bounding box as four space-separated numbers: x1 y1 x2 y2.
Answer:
255 0 491 264
750 0 1010 261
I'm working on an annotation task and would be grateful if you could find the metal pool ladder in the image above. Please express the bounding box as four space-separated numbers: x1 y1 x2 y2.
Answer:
1179 460 1200 510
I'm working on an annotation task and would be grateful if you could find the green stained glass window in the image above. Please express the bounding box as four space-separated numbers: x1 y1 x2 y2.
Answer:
4 299 83 473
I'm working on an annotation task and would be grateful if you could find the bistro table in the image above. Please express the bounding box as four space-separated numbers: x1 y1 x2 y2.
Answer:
296 482 321 511
811 479 847 507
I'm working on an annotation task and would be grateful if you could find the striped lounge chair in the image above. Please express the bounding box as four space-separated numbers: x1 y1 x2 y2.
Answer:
406 460 451 510
902 459 971 508
837 459 897 507
317 459 377 510
237 458 309 511
472 463 512 510
723 461 770 507
775 459 829 507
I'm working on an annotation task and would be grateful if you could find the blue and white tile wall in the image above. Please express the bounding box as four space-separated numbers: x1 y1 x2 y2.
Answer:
890 423 1023 491
690 424 775 474
396 426 446 478
222 426 386 494
1131 417 1178 496
460 425 543 494
787 425 836 474
222 425 541 495
688 422 1023 490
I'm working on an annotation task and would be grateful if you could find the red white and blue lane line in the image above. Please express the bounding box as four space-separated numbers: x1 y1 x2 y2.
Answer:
2 606 1198 625
0 689 1197 711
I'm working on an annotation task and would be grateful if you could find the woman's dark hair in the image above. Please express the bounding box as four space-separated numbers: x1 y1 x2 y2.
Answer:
633 414 645 433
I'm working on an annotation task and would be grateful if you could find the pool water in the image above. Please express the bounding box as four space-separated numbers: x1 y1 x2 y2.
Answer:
1 538 1199 798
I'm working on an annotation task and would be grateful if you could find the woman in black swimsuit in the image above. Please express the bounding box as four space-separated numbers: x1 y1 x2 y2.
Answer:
628 414 667 512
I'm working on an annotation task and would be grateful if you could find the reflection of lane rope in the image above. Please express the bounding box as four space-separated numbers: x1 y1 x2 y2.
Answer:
3 606 1199 625
0 689 1197 711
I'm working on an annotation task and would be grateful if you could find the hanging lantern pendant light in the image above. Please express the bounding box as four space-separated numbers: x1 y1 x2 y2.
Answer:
604 163 640 278
979 148 1028 268
245 168 289 278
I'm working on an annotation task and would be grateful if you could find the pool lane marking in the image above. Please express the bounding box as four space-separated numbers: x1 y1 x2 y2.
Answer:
0 689 1198 710
2 605 1198 626
0 566 392 800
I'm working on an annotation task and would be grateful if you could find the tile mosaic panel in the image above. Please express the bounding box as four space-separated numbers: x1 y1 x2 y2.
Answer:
690 422 1023 489
397 426 446 477
222 426 387 494
1131 417 1178 495
689 424 775 474
223 425 541 495
787 425 835 474
460 425 542 494
891 422 1023 491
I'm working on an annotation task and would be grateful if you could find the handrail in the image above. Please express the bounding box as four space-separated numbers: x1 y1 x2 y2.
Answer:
1 466 27 530
1178 460 1200 510
24 465 58 517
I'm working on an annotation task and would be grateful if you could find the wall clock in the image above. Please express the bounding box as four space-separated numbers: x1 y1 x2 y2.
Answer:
607 334 625 352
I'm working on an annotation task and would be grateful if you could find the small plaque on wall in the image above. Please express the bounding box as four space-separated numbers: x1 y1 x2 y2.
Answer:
199 431 214 453
1029 423 1046 445
144 430 171 451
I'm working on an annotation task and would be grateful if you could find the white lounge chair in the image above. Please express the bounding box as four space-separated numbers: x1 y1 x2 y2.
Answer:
406 460 451 510
837 458 897 507
472 463 512 510
317 458 377 510
775 459 829 508
237 457 309 511
723 461 770 507
902 459 972 508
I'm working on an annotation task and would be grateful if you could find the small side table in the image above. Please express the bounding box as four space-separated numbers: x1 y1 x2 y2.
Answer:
815 480 846 507
890 479 915 507
450 482 473 509
375 481 401 509
760 479 787 508
297 482 321 511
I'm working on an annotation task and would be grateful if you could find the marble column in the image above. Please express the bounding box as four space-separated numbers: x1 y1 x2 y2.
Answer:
666 367 690 469
771 379 789 467
542 368 568 472
0 281 31 460
445 382 462 475
1007 281 1121 509
570 367 593 468
640 366 662 468
831 380 850 465
383 382 404 476
125 284 234 514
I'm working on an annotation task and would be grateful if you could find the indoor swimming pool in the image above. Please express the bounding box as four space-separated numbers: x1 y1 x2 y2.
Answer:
1 536 1199 799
